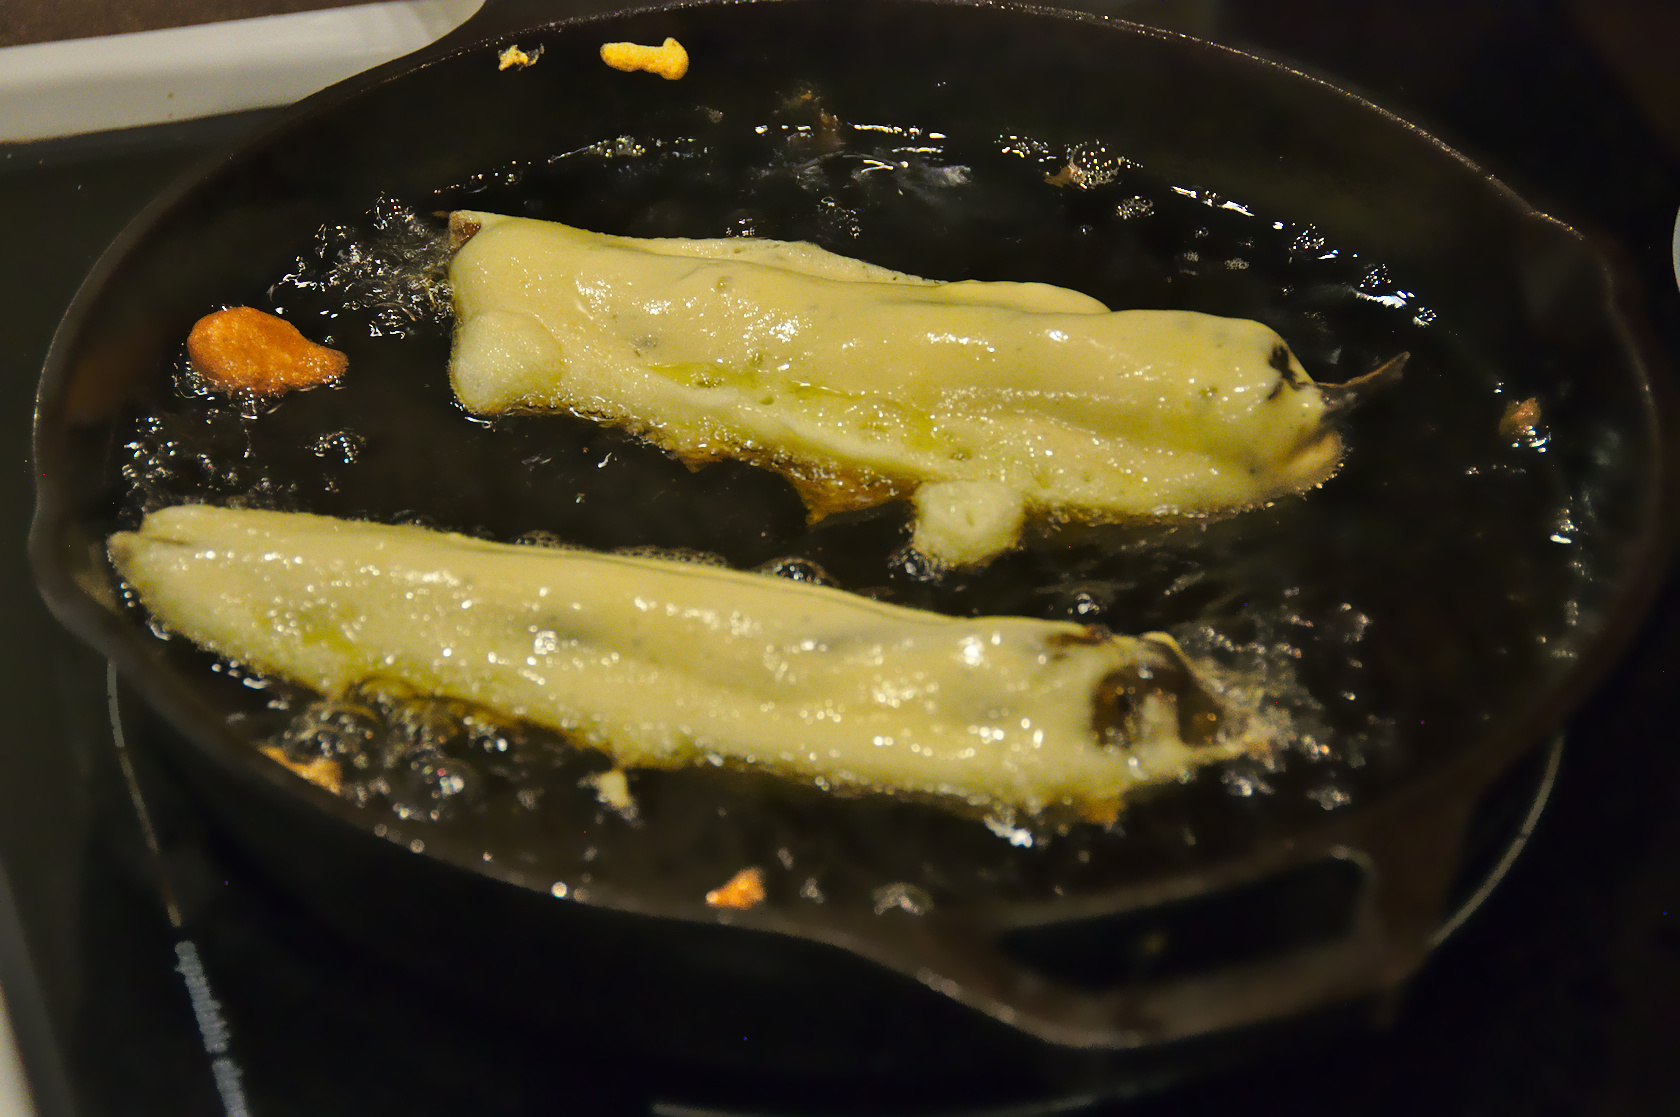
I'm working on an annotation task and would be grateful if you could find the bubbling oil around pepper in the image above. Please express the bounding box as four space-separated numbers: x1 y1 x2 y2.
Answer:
110 108 1582 899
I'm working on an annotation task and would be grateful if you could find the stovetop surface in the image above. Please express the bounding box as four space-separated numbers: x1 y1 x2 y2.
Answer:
3 2 1680 1114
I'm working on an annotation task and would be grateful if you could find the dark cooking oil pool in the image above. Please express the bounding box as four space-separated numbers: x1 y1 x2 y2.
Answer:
111 97 1584 911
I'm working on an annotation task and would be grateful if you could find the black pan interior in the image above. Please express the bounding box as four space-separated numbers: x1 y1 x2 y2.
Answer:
31 0 1667 1029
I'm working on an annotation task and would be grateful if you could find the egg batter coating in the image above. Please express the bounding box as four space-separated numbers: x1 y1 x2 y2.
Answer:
109 505 1257 817
447 212 1349 567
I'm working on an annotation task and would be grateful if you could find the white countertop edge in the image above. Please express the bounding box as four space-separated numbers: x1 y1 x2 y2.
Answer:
0 0 487 143
0 984 33 1117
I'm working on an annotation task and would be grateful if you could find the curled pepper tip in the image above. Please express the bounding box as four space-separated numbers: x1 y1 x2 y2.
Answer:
1318 351 1408 415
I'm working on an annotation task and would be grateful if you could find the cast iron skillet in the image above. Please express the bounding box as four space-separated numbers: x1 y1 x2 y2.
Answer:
28 0 1677 1099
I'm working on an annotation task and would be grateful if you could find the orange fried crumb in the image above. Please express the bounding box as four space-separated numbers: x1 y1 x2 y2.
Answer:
1498 396 1542 440
1079 798 1122 828
600 37 688 80
705 867 766 910
187 306 347 394
258 744 343 795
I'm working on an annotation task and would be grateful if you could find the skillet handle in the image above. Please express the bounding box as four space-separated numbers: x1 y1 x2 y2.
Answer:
850 743 1558 1050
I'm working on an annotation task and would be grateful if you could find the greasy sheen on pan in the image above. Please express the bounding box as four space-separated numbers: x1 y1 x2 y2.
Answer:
109 505 1261 816
446 211 1346 567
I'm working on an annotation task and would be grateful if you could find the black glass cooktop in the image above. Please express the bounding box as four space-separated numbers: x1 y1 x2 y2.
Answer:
3 2 1679 1115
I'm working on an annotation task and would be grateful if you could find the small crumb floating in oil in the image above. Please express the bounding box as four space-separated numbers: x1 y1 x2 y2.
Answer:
1499 396 1542 440
187 307 346 395
706 867 766 910
582 767 638 820
872 882 933 916
600 37 688 80
258 744 343 795
497 44 542 70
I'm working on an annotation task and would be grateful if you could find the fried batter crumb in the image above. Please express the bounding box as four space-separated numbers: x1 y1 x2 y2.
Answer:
600 37 688 80
1499 396 1542 440
583 767 638 821
187 307 347 395
498 44 541 70
705 867 766 910
259 745 343 795
1079 798 1122 828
